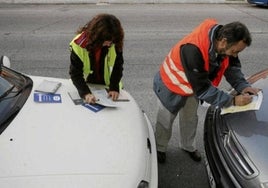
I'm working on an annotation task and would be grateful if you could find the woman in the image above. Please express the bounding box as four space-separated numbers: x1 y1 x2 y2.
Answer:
69 13 124 104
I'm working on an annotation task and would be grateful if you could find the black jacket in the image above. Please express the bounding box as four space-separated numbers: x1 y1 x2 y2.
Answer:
69 47 124 98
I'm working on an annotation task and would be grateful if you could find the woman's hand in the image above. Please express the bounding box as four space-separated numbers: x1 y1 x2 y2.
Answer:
84 93 97 104
108 91 119 101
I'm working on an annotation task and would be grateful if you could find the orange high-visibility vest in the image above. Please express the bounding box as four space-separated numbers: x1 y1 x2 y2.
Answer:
160 19 229 96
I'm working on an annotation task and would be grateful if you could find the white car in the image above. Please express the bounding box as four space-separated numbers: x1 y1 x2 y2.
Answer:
0 56 158 188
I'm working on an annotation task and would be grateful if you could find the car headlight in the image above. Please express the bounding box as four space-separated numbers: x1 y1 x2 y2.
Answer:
224 131 258 177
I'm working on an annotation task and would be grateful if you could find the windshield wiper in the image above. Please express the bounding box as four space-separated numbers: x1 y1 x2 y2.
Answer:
0 85 15 101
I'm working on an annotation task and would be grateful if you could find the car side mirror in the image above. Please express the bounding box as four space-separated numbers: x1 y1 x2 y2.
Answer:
1 56 11 68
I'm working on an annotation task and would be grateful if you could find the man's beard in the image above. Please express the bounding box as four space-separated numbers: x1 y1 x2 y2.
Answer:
218 45 230 55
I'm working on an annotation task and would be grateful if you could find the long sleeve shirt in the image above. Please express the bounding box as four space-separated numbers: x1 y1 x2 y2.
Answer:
180 44 250 107
69 47 124 98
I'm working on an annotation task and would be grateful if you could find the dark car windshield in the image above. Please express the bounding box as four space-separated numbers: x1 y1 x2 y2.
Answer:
0 77 13 95
0 67 33 134
0 77 15 100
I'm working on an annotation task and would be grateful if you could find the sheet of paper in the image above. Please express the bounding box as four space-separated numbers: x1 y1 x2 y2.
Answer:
68 89 117 107
87 84 129 102
91 89 117 108
68 87 128 107
220 91 263 115
35 80 62 94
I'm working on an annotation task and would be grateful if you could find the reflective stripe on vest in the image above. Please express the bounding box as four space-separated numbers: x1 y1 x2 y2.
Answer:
160 18 229 96
161 51 193 94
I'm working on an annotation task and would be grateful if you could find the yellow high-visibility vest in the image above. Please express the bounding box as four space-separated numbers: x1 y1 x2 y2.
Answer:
70 33 123 88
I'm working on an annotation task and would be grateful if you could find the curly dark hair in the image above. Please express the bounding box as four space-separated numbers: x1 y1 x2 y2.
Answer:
216 21 252 47
77 14 124 53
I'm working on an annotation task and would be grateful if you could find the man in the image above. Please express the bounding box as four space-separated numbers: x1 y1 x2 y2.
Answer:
153 19 260 163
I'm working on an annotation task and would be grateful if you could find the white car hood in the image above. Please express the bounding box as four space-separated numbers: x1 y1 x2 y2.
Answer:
0 76 152 188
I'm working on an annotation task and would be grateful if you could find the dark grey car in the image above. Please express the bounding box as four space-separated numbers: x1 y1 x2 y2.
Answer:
247 0 268 6
204 69 268 188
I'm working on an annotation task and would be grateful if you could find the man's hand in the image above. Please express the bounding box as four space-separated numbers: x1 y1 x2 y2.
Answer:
242 87 260 95
234 94 253 106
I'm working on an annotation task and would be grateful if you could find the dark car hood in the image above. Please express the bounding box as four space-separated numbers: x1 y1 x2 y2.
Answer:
223 78 268 183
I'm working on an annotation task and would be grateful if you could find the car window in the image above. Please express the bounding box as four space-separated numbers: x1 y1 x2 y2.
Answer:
0 76 13 95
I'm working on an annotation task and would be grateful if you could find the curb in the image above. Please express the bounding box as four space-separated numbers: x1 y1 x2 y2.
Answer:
0 0 246 4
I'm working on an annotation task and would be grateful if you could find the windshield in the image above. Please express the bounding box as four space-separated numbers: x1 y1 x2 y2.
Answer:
0 66 33 133
0 77 13 95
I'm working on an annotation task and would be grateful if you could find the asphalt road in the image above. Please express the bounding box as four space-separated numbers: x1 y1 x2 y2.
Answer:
0 3 268 188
